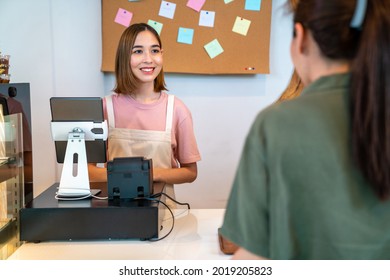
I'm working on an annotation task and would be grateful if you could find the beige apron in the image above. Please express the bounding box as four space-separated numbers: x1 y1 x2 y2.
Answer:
105 94 176 208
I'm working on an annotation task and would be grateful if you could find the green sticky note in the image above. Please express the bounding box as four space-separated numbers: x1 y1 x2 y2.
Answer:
204 39 224 59
148 20 163 35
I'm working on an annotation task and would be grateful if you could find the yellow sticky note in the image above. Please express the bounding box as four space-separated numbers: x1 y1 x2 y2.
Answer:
232 17 251 36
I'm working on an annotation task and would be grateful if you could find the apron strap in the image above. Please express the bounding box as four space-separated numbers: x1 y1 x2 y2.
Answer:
165 94 174 132
105 94 115 128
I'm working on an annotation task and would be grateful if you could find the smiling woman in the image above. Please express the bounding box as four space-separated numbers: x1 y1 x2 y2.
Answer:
129 31 164 100
114 23 167 98
88 23 201 208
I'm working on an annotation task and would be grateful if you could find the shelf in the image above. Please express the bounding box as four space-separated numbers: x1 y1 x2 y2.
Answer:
0 113 24 259
0 218 12 231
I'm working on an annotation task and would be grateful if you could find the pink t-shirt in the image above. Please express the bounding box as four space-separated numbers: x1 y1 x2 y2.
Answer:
103 92 201 167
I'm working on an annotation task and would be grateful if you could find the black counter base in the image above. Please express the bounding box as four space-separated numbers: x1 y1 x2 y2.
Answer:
20 183 162 242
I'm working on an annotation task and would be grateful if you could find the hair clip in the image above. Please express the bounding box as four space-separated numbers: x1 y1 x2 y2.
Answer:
350 0 367 29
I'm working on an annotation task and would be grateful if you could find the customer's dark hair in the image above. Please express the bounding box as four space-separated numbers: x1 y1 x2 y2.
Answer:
294 0 390 200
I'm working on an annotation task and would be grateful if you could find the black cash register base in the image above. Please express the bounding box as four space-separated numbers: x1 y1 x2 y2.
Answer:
20 182 165 242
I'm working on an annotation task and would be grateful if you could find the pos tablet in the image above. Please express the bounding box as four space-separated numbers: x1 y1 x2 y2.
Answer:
50 97 108 198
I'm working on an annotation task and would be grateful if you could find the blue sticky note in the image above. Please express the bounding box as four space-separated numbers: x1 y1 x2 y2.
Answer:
177 27 194 45
245 0 261 11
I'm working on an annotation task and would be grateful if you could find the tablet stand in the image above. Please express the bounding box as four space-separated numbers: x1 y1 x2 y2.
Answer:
57 128 90 197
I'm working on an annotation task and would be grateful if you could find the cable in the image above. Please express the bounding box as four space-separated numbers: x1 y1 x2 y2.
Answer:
133 196 175 242
55 187 108 200
91 194 108 200
151 192 191 210
55 193 108 200
54 193 92 201
141 191 191 241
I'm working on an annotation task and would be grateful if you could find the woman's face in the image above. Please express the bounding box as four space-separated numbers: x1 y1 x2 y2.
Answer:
130 30 163 85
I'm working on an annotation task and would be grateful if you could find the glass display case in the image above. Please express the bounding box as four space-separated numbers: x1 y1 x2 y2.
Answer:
0 83 33 204
0 113 24 259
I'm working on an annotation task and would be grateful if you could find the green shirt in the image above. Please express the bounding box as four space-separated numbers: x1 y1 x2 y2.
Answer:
220 73 390 259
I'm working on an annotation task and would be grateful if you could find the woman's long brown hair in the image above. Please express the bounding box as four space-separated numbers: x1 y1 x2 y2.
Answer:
113 23 167 94
294 0 390 199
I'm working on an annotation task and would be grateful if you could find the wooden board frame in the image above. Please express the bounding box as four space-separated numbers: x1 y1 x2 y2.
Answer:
102 0 272 74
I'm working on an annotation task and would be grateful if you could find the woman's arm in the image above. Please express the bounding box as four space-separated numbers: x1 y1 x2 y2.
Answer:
88 162 198 185
153 162 197 185
231 247 268 260
88 163 107 182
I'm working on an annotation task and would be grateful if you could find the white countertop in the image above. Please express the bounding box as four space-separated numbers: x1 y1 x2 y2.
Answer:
9 209 230 260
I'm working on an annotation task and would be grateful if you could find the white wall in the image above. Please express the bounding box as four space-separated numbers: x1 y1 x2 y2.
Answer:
0 0 293 208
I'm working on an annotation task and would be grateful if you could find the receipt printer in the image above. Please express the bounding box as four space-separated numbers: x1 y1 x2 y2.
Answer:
107 157 153 199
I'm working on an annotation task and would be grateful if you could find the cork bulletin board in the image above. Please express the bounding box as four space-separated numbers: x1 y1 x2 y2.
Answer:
101 0 272 75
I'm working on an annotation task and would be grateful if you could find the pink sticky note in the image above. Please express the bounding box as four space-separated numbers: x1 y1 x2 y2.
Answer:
187 0 206 12
114 8 133 27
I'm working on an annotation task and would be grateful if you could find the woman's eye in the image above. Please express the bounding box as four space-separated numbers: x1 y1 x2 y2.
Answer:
132 49 142 54
151 48 161 54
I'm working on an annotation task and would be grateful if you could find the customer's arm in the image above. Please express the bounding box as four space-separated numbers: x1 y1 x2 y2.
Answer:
232 247 268 260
